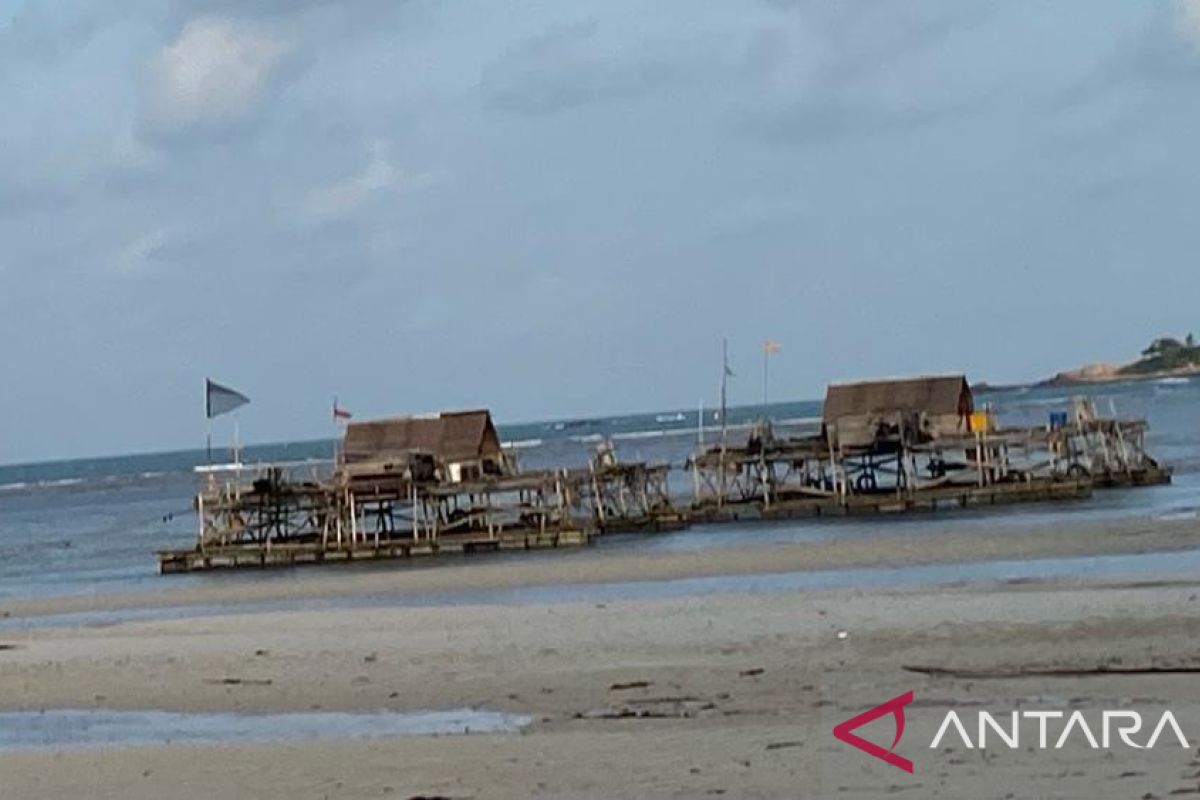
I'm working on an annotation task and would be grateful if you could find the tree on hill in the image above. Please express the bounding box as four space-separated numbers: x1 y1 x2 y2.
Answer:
1141 337 1184 358
1127 333 1200 374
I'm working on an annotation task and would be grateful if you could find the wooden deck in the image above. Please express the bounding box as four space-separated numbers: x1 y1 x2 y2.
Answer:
160 474 1125 574
1091 464 1173 488
692 476 1095 523
160 526 590 574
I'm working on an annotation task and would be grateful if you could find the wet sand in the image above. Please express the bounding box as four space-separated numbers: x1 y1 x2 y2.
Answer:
4 513 1199 621
2 517 1200 798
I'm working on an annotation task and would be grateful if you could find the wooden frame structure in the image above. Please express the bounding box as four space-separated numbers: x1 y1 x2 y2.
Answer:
689 398 1168 518
163 391 1170 573
164 436 679 573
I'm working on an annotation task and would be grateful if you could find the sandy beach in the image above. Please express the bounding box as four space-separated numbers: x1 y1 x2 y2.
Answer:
0 516 1199 798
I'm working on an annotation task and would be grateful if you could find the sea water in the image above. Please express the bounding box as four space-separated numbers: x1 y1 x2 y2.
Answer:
0 708 530 751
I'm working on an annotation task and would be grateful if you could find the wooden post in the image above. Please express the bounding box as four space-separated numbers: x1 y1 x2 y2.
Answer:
336 491 344 549
488 491 495 540
840 441 849 496
719 338 729 509
321 498 329 549
827 428 838 500
555 471 566 533
196 493 206 553
1112 421 1132 476
692 457 701 504
760 455 771 509
975 434 983 487
591 463 606 525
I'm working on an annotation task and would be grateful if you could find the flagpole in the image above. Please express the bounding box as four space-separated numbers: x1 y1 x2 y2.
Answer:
720 338 729 447
761 341 780 412
332 398 352 464
762 346 769 408
719 338 729 508
205 378 212 464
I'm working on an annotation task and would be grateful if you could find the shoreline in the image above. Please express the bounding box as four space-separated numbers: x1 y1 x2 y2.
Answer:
1039 363 1200 388
3 514 1198 622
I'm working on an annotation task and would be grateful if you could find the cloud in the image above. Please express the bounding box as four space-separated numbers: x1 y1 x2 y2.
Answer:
751 90 993 147
740 1 999 146
113 228 171 275
1177 0 1200 48
8 0 1200 460
0 3 131 67
142 17 294 134
1050 2 1200 115
480 20 722 115
303 141 420 220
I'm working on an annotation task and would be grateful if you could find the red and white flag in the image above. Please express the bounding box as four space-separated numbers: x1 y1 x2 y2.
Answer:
332 399 352 421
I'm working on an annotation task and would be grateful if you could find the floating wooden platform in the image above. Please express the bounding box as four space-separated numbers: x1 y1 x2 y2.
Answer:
158 475 1122 573
160 527 590 574
693 477 1093 523
160 394 1173 575
1091 464 1173 488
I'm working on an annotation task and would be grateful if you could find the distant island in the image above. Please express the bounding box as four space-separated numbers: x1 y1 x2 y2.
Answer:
1042 334 1200 386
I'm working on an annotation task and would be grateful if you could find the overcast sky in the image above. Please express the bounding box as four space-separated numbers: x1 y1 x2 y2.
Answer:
2 1 1200 462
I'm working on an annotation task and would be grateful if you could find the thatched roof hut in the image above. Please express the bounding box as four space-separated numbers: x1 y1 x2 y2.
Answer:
341 410 505 480
823 375 973 449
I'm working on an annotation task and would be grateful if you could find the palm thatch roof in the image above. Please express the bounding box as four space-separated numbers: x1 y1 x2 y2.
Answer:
823 375 972 423
342 410 502 464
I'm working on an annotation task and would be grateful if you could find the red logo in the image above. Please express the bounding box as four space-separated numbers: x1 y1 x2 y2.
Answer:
832 691 914 773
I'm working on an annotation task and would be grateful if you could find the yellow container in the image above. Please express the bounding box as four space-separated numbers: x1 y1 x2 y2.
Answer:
969 411 992 433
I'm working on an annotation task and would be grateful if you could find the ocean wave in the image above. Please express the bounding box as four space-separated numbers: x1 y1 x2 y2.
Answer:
613 429 672 441
1156 508 1199 521
774 416 822 427
0 470 191 496
502 438 543 450
1000 395 1072 409
44 478 84 488
0 477 84 492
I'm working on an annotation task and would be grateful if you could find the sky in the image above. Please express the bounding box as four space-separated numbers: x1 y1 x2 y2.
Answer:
2 0 1200 462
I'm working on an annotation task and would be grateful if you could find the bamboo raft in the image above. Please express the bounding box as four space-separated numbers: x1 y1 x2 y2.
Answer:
159 385 1171 574
160 528 590 573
